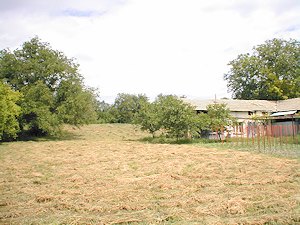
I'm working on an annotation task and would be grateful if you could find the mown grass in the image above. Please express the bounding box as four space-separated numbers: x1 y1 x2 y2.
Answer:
0 124 300 224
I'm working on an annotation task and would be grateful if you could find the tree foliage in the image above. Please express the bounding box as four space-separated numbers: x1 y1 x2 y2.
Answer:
153 95 198 140
20 80 60 135
206 103 235 132
134 99 161 138
56 79 97 126
0 37 97 137
96 101 117 124
113 93 148 123
224 38 300 100
98 94 234 141
196 104 234 138
0 81 22 140
194 112 211 137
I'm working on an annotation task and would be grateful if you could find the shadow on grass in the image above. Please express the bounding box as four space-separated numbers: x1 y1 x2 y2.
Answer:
14 130 82 142
139 136 222 145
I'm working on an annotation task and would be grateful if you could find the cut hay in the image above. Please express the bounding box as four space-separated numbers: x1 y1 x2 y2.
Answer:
0 124 299 224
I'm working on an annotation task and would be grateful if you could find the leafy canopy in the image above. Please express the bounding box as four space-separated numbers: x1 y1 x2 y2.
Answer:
0 82 22 140
206 103 235 132
196 103 235 138
95 101 117 124
153 95 198 140
113 93 149 124
0 37 97 137
101 94 235 141
134 100 161 137
224 38 300 100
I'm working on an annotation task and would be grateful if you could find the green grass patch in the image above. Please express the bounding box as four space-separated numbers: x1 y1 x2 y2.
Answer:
140 135 300 159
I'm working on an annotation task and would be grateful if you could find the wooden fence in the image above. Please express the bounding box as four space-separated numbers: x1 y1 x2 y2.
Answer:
211 124 300 157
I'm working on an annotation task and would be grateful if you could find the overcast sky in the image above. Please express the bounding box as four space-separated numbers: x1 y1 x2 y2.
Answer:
1 0 299 103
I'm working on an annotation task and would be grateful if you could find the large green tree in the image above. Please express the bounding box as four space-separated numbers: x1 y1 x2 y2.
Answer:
0 37 97 136
0 81 22 140
224 38 300 100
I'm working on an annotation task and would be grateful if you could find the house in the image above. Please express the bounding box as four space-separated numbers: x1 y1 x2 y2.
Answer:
182 97 300 137
183 98 300 121
269 98 300 132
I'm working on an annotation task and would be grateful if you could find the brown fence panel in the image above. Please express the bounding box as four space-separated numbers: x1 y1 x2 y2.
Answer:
223 123 299 157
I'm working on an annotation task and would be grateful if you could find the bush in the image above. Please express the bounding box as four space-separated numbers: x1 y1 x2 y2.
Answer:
0 82 22 140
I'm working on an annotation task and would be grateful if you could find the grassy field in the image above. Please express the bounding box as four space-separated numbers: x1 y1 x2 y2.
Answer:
0 124 299 224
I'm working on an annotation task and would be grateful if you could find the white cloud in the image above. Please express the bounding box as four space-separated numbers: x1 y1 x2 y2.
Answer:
0 0 299 102
0 0 127 15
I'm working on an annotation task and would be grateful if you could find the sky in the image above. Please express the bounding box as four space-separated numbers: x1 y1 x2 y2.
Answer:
0 0 300 103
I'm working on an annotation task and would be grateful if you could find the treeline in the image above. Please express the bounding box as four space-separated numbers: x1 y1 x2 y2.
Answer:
3 37 297 141
0 37 234 142
97 93 235 140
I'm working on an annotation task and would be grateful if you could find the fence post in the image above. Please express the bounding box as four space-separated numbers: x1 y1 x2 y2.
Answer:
285 125 289 149
241 125 244 146
263 125 266 152
252 125 255 145
257 125 260 151
275 125 278 147
221 127 224 144
267 125 271 151
296 125 299 145
246 125 249 146
279 125 283 147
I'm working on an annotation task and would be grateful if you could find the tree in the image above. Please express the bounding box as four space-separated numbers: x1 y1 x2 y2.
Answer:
113 93 149 123
197 103 235 140
224 38 300 100
134 100 161 138
0 37 97 136
194 112 211 138
20 80 60 135
0 81 22 140
56 79 98 126
206 103 235 132
0 37 80 91
155 95 198 140
96 101 117 123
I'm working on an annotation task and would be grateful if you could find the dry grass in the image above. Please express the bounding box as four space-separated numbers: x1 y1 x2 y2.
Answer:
0 124 299 224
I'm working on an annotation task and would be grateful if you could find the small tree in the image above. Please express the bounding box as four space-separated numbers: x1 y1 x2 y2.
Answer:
0 82 22 140
134 100 161 138
205 103 235 139
155 95 198 140
195 112 211 138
